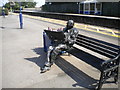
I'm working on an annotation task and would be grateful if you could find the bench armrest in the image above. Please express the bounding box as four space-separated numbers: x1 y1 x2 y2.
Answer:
101 54 120 70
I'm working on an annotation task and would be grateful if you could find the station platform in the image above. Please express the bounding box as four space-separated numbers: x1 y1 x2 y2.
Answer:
0 14 119 89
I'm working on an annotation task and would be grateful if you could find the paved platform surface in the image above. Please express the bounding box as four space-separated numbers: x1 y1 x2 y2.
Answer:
13 13 120 38
0 14 119 89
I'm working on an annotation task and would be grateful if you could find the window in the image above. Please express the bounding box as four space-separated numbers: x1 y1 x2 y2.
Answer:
90 3 95 11
80 4 83 11
96 3 101 11
85 3 89 10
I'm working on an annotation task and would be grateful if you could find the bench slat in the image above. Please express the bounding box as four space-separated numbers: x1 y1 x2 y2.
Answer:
77 36 119 52
75 41 116 58
76 39 118 56
77 34 119 50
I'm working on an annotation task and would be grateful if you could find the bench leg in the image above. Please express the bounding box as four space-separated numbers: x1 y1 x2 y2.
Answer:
97 72 105 90
114 68 118 83
97 68 118 90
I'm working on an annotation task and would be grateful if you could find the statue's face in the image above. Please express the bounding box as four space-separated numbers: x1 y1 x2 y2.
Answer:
66 20 74 29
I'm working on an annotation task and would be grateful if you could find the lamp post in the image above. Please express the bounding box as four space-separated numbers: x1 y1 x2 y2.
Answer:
19 1 23 29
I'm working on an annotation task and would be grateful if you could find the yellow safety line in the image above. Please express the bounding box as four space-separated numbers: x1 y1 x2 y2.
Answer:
12 13 120 38
75 25 120 38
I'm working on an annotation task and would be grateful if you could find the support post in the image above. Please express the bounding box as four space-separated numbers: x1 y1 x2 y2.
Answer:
19 2 23 29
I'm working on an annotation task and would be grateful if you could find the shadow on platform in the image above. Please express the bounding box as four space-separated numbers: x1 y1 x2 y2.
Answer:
55 57 98 89
68 47 104 70
24 47 102 89
0 26 21 30
25 48 47 68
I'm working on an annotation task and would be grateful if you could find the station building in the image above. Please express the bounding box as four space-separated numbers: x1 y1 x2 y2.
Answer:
42 0 120 17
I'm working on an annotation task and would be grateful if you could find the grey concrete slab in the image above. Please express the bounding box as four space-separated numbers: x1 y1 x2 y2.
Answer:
1 14 118 89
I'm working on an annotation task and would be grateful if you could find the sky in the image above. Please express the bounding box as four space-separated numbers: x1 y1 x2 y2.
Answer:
35 0 45 7
0 0 45 7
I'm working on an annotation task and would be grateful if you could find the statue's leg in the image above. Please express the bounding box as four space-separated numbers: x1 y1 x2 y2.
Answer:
41 46 54 73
